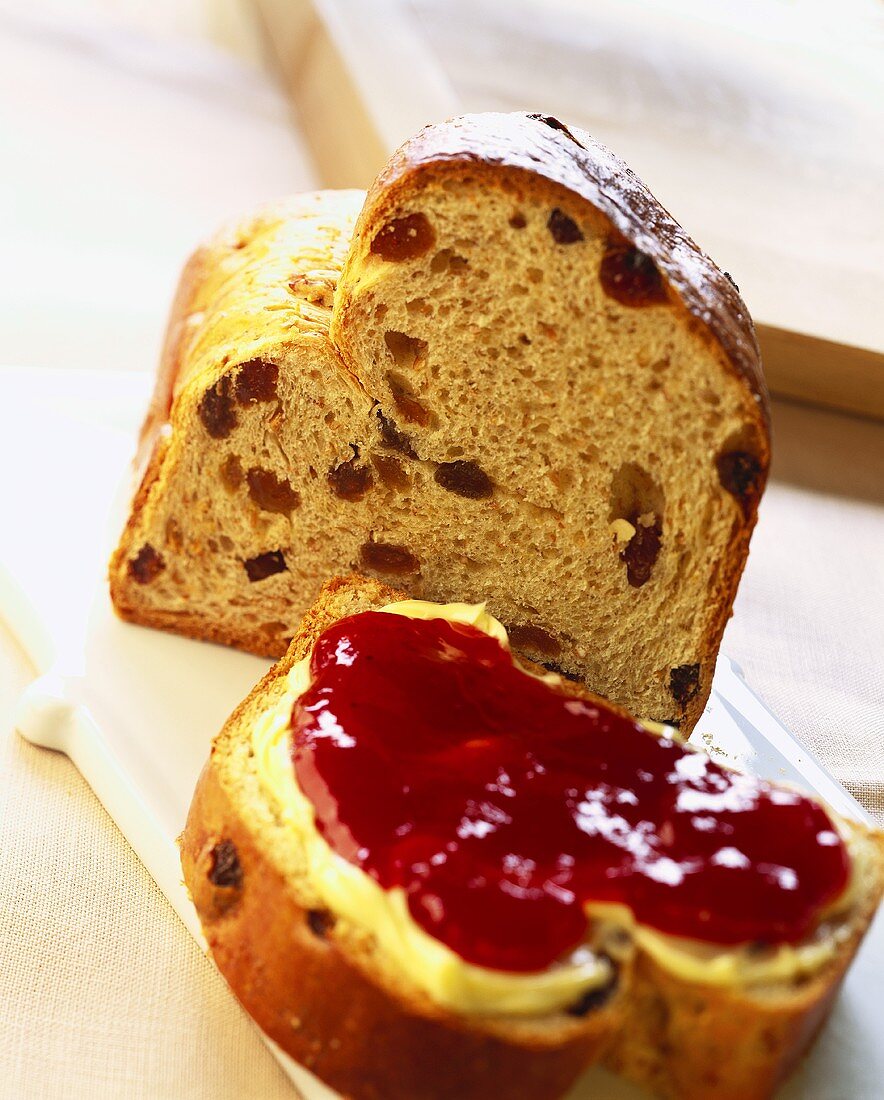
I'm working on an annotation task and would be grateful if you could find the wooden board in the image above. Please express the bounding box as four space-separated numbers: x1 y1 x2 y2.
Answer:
250 0 884 420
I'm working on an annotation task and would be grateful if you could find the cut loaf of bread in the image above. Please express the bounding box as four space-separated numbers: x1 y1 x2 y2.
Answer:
180 575 884 1100
111 112 770 730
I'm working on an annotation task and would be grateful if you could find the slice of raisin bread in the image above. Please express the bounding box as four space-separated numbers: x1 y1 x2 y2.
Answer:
111 113 770 731
180 575 883 1100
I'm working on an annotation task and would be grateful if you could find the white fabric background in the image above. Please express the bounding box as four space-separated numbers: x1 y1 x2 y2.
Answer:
1 5 882 1098
0 11 308 1097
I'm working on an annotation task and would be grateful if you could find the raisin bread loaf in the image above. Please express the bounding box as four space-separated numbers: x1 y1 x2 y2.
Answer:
111 113 770 730
181 575 883 1100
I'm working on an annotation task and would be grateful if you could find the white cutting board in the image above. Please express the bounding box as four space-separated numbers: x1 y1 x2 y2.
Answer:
3 365 882 1099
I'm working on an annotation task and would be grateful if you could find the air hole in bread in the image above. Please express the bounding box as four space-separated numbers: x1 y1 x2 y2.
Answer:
384 331 428 371
246 467 300 514
509 211 527 229
328 452 374 501
243 550 288 582
548 467 575 491
541 660 582 683
306 909 336 939
129 544 165 584
386 373 432 426
406 297 433 316
609 464 664 526
430 248 468 274
359 541 420 576
370 212 435 261
508 624 562 658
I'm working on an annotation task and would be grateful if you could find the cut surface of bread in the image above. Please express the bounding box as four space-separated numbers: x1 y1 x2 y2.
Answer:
111 113 771 730
181 576 883 1100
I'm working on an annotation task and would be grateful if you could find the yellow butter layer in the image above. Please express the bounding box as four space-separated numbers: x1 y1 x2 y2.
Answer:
252 600 854 1016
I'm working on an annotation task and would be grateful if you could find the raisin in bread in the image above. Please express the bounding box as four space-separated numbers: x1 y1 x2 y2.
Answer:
180 575 883 1100
111 113 770 731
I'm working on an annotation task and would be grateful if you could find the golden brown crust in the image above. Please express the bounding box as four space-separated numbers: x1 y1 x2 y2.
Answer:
182 762 609 1100
132 194 366 483
604 830 884 1100
109 601 282 658
108 192 367 660
182 576 884 1100
135 248 211 479
604 949 842 1100
181 576 615 1100
364 112 769 429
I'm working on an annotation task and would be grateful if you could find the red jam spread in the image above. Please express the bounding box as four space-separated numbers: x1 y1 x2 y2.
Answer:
290 612 850 973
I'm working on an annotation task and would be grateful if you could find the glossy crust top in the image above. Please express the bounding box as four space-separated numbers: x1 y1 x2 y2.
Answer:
364 112 769 429
133 191 365 477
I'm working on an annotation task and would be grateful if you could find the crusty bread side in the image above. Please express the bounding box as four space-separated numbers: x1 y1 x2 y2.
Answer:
110 190 375 656
181 575 884 1100
332 111 771 729
181 576 620 1100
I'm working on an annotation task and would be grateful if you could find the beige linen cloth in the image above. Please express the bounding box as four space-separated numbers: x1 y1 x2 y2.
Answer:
2 6 882 1099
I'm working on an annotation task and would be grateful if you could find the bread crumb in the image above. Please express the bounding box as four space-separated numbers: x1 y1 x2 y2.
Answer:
609 519 636 543
700 730 735 762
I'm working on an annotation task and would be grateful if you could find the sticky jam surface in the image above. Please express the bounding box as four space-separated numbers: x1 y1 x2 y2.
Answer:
290 613 849 973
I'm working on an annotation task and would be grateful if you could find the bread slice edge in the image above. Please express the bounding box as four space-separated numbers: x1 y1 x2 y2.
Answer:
181 575 883 1100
